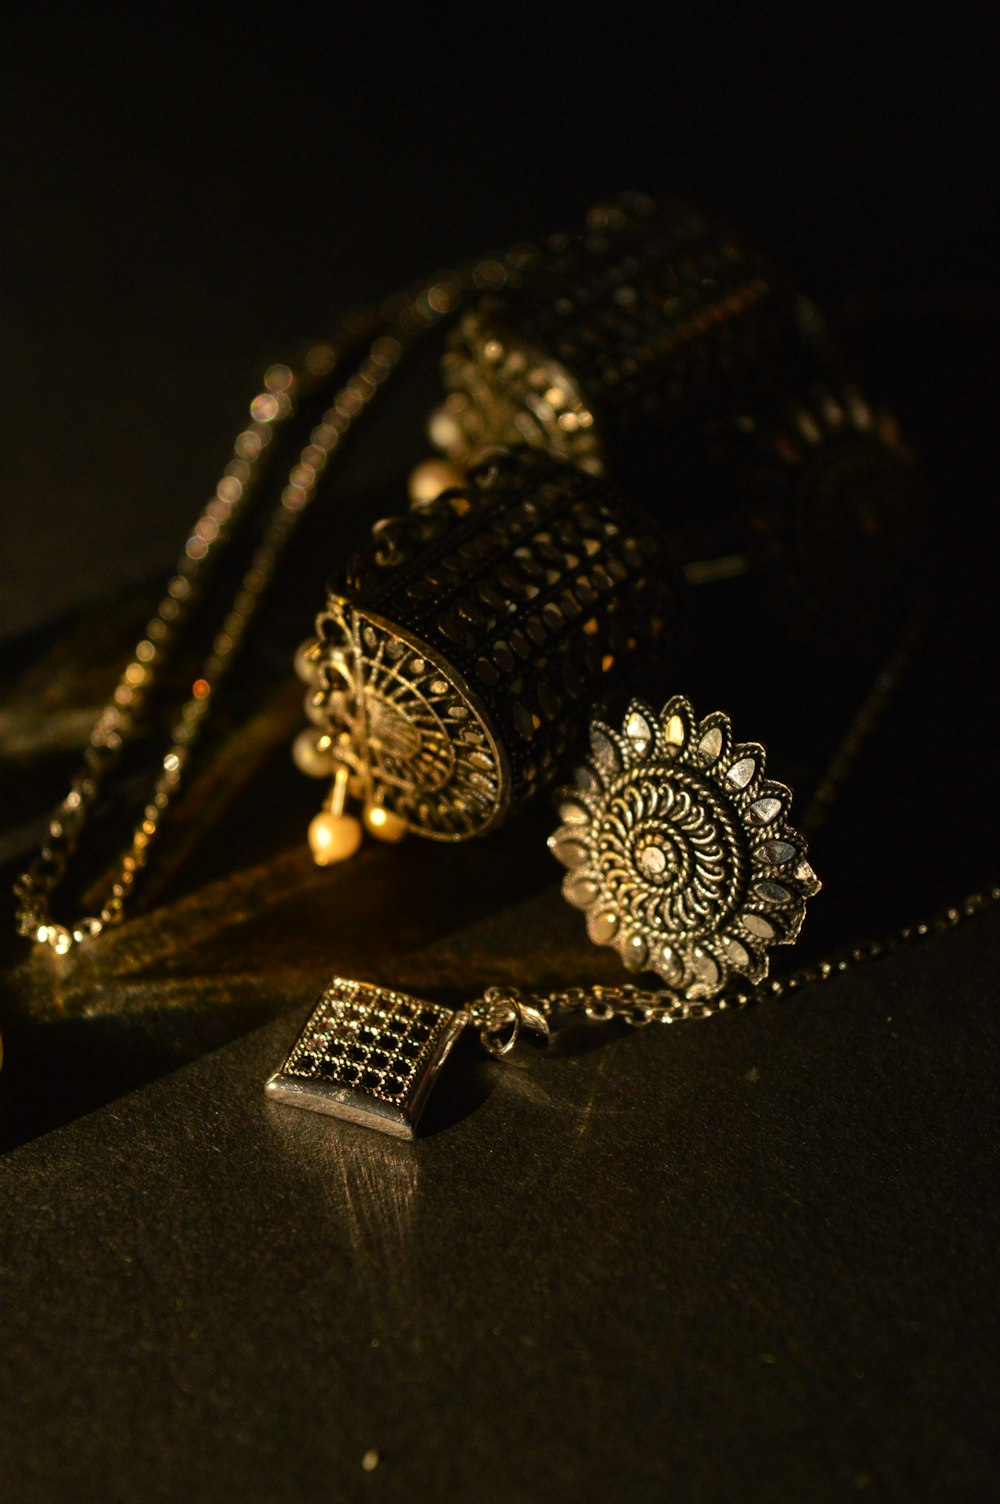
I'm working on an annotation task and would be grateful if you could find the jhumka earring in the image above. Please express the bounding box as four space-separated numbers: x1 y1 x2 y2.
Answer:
297 447 683 862
431 191 927 654
430 192 805 482
293 193 927 863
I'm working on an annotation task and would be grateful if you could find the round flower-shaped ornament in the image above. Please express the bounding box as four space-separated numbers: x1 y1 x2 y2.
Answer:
549 696 821 999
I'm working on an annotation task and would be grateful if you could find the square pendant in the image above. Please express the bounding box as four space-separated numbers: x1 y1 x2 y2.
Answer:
265 977 467 1139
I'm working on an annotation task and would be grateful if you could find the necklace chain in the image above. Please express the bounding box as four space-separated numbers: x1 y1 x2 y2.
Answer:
14 259 524 952
474 883 1000 1035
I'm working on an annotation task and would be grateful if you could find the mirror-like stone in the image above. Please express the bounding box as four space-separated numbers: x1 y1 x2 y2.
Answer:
726 756 756 789
625 709 653 756
692 950 720 986
590 727 622 774
551 836 589 869
662 713 686 748
565 874 599 909
655 946 683 985
723 936 750 969
588 910 618 944
638 843 667 876
622 933 648 970
750 796 782 825
558 797 590 826
760 839 797 865
697 726 723 764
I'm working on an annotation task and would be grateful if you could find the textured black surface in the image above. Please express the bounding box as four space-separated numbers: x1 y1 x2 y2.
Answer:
1 906 998 1504
2 10 998 1503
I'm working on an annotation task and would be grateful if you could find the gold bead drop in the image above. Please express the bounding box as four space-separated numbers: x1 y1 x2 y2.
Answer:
363 802 408 843
294 638 322 684
293 729 336 779
308 810 363 865
407 457 465 506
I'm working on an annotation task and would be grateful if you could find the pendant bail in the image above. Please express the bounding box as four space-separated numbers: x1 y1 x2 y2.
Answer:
471 987 551 1060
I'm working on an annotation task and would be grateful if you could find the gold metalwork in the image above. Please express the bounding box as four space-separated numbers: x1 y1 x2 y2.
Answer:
550 696 821 998
314 602 509 842
436 313 602 474
266 977 468 1139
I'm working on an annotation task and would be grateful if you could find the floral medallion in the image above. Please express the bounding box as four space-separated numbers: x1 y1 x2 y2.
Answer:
549 696 821 998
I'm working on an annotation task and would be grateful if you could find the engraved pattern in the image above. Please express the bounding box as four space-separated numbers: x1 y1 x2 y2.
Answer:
314 605 504 839
437 315 602 473
282 979 458 1109
311 451 678 840
550 696 821 998
434 193 796 479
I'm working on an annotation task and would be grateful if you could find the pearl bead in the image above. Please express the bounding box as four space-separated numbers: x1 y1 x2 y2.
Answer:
308 809 362 865
294 638 321 684
304 688 330 727
427 405 463 455
407 457 464 506
292 728 335 779
363 802 408 843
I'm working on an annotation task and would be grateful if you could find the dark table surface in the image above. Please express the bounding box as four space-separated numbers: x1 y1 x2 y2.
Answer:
1 10 998 1503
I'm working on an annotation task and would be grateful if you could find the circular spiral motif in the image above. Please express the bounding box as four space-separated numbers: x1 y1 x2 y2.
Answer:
550 696 821 998
593 768 749 942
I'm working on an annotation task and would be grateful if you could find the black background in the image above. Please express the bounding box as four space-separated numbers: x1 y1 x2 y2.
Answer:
4 3 997 638
2 6 999 1503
